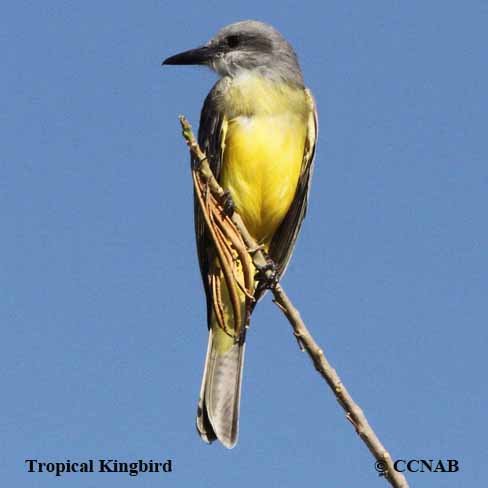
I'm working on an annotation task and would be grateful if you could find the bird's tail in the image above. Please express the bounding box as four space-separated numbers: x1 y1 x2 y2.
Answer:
196 325 245 448
196 231 255 448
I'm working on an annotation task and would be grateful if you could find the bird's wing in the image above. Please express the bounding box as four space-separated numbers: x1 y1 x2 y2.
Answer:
256 88 318 298
194 79 230 326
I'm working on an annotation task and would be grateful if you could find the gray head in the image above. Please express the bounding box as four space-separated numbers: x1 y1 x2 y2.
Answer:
163 20 304 86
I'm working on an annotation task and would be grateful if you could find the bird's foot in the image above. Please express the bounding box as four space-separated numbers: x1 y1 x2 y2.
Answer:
255 257 278 290
220 190 235 217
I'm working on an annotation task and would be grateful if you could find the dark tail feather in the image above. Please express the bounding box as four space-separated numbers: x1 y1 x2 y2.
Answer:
196 329 245 448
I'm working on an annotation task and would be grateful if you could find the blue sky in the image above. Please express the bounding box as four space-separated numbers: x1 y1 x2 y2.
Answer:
2 1 487 487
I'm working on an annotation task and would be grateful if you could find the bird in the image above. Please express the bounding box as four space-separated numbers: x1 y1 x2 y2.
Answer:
163 20 317 448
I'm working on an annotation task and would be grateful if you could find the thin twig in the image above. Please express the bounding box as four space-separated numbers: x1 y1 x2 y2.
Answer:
178 115 409 488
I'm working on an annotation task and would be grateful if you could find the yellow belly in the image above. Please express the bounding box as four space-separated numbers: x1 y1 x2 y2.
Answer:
220 113 307 246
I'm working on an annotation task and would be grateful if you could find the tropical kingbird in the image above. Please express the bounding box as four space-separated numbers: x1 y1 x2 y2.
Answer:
163 20 317 448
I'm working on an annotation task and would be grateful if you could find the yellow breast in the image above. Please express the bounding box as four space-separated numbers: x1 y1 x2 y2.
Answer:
218 75 309 245
211 76 311 353
220 78 308 245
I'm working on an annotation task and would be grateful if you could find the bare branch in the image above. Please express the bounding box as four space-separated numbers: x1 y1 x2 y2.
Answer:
178 115 409 488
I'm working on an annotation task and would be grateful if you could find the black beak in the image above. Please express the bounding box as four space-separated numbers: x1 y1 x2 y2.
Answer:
162 45 214 66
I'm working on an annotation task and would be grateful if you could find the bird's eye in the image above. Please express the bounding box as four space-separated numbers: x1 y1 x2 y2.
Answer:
226 35 241 48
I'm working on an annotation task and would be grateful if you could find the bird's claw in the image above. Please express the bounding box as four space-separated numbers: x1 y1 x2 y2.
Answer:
221 190 235 217
255 258 278 289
